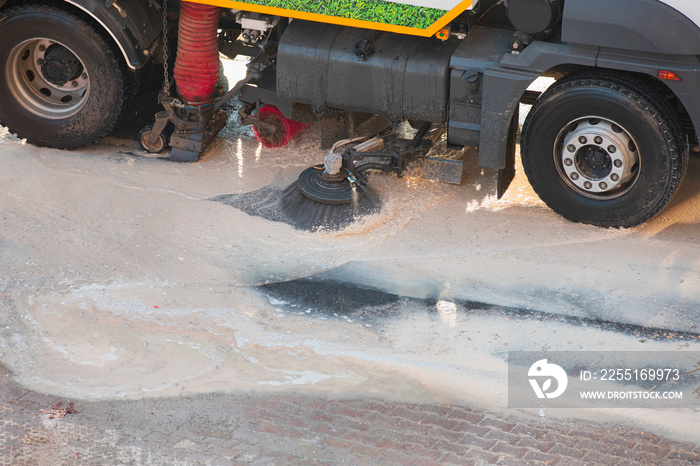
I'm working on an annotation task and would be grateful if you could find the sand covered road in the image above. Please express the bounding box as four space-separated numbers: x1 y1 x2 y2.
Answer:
4 121 700 332
1 115 700 443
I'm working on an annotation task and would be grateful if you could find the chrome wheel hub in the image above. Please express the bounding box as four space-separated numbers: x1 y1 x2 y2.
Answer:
556 117 639 199
6 38 90 119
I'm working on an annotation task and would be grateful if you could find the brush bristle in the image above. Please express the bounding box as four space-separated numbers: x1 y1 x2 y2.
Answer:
280 182 382 231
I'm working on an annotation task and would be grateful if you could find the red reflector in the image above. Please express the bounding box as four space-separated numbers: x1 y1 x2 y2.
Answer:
658 70 681 81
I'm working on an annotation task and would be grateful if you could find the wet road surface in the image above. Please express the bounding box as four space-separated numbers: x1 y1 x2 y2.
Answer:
1 61 700 462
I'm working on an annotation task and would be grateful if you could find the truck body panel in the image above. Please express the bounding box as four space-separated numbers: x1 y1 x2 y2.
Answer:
188 0 473 36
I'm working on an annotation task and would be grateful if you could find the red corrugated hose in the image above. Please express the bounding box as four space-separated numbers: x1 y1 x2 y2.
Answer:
173 2 221 105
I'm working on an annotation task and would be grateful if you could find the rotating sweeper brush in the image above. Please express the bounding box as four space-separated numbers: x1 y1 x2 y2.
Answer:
279 123 447 232
279 137 384 232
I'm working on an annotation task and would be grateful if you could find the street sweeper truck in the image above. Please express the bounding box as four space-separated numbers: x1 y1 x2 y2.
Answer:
1 0 700 229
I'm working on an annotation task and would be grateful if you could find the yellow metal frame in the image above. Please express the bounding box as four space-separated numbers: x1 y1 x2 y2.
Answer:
186 0 474 37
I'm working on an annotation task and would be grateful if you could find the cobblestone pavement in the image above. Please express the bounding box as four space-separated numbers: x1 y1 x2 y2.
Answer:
1 365 698 465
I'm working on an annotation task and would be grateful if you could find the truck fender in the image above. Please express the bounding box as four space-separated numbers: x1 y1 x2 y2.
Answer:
62 0 161 70
478 42 598 169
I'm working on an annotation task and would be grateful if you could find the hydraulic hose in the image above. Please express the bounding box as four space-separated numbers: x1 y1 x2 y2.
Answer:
173 2 221 105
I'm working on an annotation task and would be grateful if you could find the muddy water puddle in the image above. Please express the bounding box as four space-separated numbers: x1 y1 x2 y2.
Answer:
0 121 485 403
3 70 700 443
5 277 698 403
2 277 699 443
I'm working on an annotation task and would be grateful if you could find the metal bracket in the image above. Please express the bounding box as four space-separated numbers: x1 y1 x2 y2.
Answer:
335 124 457 184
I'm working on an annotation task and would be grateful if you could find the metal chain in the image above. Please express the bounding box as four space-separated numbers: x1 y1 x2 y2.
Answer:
160 0 171 100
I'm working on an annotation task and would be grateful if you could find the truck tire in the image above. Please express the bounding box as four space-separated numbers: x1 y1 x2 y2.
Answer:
0 5 125 149
521 71 687 228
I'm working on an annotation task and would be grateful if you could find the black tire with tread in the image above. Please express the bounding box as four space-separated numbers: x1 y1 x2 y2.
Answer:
521 70 687 228
0 4 125 149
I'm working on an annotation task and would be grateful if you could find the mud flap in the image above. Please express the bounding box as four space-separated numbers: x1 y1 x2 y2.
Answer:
498 110 519 198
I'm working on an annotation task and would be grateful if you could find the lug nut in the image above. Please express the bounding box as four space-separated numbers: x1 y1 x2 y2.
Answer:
578 136 588 144
570 172 579 181
594 136 603 144
599 182 608 190
611 173 620 182
567 144 576 153
584 181 592 189
614 159 623 168
564 158 573 167
608 145 617 154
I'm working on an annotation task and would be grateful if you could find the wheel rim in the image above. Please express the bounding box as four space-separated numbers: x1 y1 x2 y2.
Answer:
554 117 640 200
6 38 90 120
